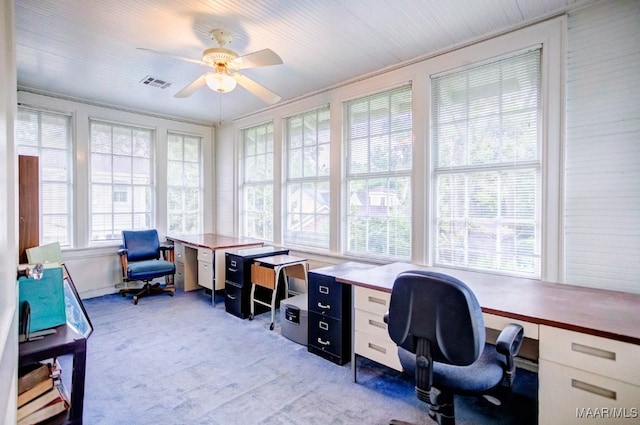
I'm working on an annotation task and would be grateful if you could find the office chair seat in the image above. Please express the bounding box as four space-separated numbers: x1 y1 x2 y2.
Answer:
398 343 505 394
127 259 175 281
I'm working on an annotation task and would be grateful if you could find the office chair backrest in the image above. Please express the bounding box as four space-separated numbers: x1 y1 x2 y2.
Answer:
388 270 485 366
122 229 161 262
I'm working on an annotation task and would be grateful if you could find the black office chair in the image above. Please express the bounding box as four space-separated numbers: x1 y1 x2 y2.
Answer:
118 229 176 304
385 270 524 425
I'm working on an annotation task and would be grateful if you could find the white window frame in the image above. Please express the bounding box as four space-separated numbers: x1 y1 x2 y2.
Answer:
16 107 73 247
423 18 564 281
88 120 155 244
284 106 331 250
344 85 413 261
167 132 203 235
240 122 275 241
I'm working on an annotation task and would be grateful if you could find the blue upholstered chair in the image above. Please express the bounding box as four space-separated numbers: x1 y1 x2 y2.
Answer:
385 270 524 425
118 229 176 305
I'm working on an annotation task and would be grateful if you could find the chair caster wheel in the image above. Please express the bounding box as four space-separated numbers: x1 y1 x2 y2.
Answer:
269 323 274 331
121 292 126 297
170 292 174 297
249 314 254 320
133 296 138 305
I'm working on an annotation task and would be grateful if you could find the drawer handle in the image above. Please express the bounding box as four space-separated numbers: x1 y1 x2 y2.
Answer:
231 260 237 267
228 268 238 273
571 343 616 361
368 296 387 306
368 342 387 354
571 379 617 400
317 338 331 346
227 294 237 300
203 264 209 269
319 322 329 331
319 285 329 294
368 319 386 329
318 302 331 310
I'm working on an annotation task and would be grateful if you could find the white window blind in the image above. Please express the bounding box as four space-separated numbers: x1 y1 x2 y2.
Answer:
17 108 73 247
167 132 202 235
432 49 541 277
241 122 274 241
345 85 412 260
89 120 154 242
284 107 330 249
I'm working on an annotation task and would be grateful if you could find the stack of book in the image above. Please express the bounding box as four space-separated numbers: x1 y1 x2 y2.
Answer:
17 360 68 425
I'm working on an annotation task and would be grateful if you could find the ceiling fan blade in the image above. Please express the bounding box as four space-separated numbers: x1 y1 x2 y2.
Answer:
174 73 208 98
232 73 281 104
230 48 283 70
136 47 207 66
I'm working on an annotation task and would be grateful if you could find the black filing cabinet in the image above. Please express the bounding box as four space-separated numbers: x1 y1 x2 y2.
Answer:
225 246 289 319
308 262 372 365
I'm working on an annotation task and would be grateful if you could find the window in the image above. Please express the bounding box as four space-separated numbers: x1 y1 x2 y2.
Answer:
89 121 154 242
284 107 330 249
241 122 274 240
344 86 412 260
167 133 202 235
432 49 541 277
16 108 73 247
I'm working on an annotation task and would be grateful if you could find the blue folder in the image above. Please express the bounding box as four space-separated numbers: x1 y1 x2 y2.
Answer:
18 266 66 333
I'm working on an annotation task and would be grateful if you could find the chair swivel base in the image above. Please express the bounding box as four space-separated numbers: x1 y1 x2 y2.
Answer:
120 282 175 305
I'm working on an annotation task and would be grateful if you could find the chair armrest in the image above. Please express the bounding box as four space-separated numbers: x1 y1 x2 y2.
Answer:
159 243 174 263
117 248 128 256
117 248 129 281
383 312 389 324
495 323 524 388
496 323 524 357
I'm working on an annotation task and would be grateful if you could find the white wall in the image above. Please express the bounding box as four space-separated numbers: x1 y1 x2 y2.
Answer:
0 0 18 422
216 1 640 294
17 92 215 298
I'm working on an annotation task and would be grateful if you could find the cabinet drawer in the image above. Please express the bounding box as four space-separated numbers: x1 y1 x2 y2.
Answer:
354 330 402 371
539 359 640 425
174 243 185 263
225 255 245 285
540 325 640 386
198 261 213 289
197 248 213 263
355 309 390 341
483 313 539 340
354 286 390 316
308 313 344 358
308 275 345 319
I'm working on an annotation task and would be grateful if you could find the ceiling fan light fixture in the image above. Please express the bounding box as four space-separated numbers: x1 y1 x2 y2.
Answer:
205 72 237 93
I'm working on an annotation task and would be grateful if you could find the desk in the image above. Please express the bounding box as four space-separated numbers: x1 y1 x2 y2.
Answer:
336 262 640 425
250 254 308 330
166 234 263 305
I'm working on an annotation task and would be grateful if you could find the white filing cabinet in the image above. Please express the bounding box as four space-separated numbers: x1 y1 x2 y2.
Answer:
353 286 402 371
539 325 640 424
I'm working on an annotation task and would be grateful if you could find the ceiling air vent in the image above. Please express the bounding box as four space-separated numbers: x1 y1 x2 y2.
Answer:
140 76 172 89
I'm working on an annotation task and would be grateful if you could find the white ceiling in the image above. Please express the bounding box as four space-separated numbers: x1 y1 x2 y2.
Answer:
15 0 587 125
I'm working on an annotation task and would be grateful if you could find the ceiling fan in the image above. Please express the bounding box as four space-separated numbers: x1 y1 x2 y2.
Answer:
138 29 283 104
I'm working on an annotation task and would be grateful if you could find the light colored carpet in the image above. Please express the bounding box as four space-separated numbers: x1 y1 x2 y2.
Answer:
60 290 537 425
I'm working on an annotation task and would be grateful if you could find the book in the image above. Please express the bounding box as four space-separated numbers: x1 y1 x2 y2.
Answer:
16 386 62 421
17 377 53 408
17 363 51 395
17 390 68 425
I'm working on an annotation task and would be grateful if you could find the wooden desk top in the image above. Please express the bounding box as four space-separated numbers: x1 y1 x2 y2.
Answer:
336 262 640 345
254 254 307 267
167 233 264 250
